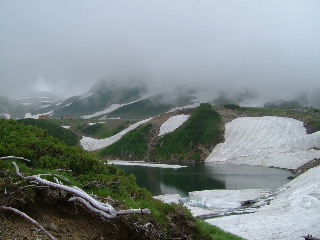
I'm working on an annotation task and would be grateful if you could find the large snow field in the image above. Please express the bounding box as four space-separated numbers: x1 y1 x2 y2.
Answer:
206 116 320 169
158 114 190 136
80 118 152 151
207 165 320 240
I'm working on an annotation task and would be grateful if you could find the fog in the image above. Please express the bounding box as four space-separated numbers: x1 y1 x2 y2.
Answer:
1 0 320 101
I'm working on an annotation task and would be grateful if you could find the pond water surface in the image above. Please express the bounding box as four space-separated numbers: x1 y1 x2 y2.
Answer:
117 164 292 196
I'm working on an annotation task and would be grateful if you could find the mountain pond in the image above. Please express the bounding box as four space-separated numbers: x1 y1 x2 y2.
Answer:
116 164 292 196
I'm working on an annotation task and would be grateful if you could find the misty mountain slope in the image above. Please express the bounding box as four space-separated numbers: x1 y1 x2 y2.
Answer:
52 81 144 117
106 94 195 120
0 94 60 118
205 116 320 169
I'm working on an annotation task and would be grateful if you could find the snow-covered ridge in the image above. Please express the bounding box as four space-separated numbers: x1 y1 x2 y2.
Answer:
80 118 152 151
207 165 320 240
158 114 190 136
108 160 186 169
206 116 320 169
81 98 144 119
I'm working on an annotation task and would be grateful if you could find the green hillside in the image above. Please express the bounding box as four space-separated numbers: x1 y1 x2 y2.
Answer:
99 124 152 160
153 103 223 163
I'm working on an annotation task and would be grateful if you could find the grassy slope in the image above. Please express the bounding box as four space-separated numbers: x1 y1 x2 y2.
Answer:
0 119 242 239
18 118 79 146
98 123 152 160
77 120 132 139
153 103 223 163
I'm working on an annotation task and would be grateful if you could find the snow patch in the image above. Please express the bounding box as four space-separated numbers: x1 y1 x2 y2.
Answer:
187 189 269 210
81 98 144 119
206 116 320 169
80 118 152 151
159 114 190 136
206 166 320 240
167 103 200 113
21 102 32 106
108 160 186 169
61 125 71 129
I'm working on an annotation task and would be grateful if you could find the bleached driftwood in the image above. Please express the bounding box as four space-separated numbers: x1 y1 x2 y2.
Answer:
11 161 151 219
0 156 31 162
0 206 56 240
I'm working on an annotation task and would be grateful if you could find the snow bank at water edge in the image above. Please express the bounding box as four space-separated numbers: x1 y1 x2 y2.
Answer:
154 189 270 218
206 116 320 169
108 160 186 169
206 165 320 240
80 118 152 151
158 114 190 136
81 98 144 119
153 194 181 204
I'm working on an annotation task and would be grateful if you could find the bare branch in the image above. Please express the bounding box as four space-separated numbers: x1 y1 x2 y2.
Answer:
12 162 117 216
68 197 115 219
117 208 151 215
0 156 31 162
0 206 56 240
11 162 151 218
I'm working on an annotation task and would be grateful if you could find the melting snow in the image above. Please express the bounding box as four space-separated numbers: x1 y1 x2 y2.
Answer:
80 118 152 151
158 114 189 136
206 116 320 169
206 166 320 240
108 160 186 169
154 194 182 204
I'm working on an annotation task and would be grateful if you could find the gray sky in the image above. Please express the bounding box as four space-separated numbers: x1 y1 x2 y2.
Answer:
1 0 320 99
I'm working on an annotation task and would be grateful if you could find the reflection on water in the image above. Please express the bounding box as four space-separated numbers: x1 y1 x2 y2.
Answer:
118 164 291 196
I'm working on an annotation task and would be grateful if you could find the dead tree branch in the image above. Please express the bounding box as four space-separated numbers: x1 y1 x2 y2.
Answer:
0 156 31 162
11 161 151 219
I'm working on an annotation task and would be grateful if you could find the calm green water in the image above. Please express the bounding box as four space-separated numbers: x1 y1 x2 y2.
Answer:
118 164 291 196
